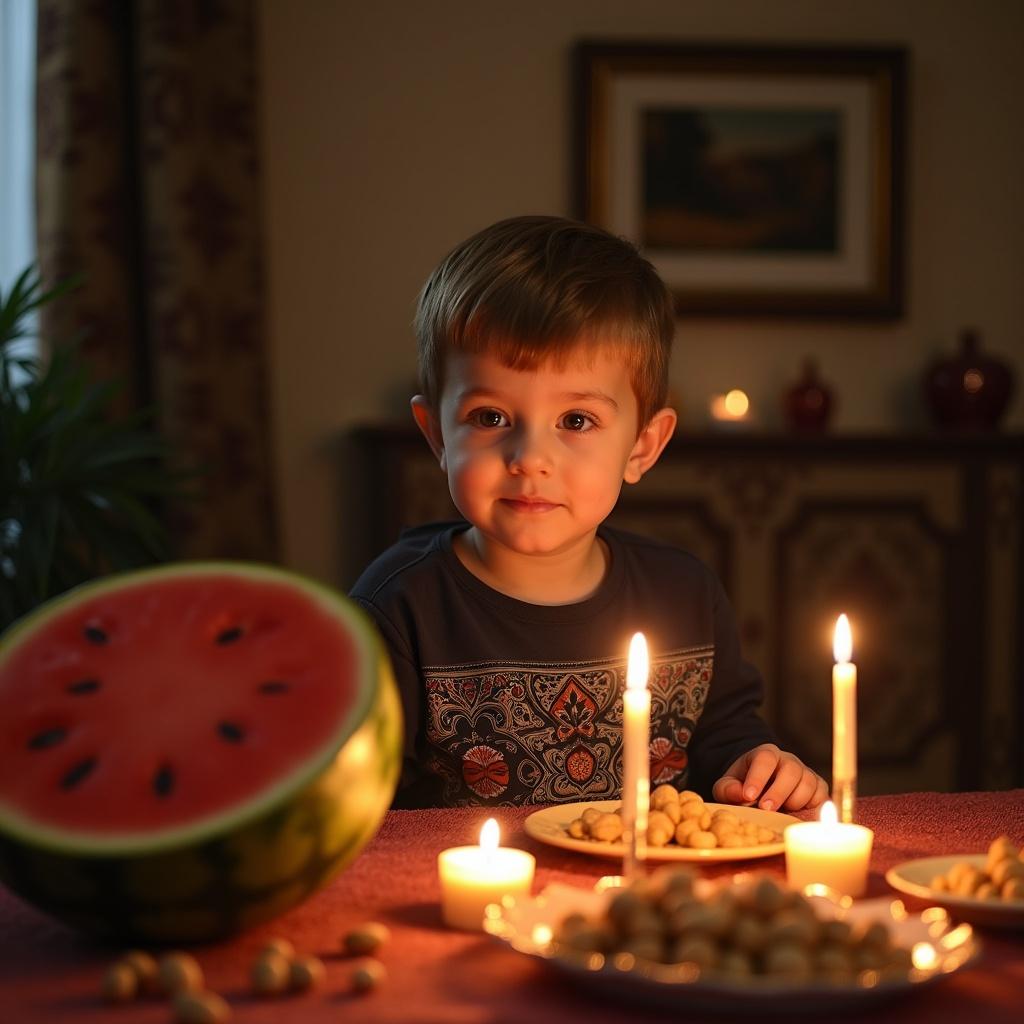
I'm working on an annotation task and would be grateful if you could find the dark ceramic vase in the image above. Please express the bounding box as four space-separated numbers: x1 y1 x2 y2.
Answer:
783 358 834 432
924 329 1015 430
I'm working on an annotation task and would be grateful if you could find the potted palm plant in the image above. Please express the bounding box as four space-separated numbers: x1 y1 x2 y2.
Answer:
0 268 187 630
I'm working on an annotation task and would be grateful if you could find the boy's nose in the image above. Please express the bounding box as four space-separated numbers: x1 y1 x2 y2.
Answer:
506 427 553 476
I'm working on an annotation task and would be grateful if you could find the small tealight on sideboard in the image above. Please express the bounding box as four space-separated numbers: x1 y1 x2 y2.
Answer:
348 425 1024 795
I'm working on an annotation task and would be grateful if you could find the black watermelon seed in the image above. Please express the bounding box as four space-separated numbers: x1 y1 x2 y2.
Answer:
258 680 290 695
61 757 97 790
153 764 175 798
84 625 108 644
216 626 244 645
67 678 101 695
29 727 68 750
217 721 245 743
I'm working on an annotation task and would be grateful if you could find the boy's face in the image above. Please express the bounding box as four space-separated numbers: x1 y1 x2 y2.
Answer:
412 346 674 561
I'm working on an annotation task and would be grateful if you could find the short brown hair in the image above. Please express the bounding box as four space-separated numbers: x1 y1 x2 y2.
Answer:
414 215 674 429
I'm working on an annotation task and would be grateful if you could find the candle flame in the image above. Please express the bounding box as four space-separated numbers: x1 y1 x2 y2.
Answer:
479 817 500 852
833 614 852 664
819 800 838 825
626 632 649 692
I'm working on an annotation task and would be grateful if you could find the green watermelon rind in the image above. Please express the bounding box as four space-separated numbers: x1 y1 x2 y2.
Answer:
0 561 386 857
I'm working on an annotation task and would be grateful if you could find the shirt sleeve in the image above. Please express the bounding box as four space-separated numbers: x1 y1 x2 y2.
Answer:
350 596 436 808
686 575 777 798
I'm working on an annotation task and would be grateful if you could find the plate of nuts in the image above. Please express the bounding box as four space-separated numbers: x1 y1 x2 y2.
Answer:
524 787 796 861
483 868 981 1013
885 834 1024 928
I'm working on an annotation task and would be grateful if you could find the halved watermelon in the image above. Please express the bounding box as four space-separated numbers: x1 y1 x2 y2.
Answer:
0 562 402 942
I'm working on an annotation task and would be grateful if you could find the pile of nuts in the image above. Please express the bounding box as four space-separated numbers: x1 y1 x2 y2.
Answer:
100 921 391 1020
930 835 1024 901
566 785 780 850
553 867 913 982
101 950 229 1023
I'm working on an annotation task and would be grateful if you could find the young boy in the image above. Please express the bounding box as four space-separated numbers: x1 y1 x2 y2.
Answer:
351 215 827 813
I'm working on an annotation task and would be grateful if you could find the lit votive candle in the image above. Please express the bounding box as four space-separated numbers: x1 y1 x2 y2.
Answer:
709 389 752 429
437 818 536 930
784 800 874 897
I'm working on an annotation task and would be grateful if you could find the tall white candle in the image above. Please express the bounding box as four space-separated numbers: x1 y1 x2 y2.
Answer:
832 615 856 781
622 632 650 864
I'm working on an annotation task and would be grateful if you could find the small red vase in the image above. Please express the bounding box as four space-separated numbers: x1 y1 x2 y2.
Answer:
924 329 1014 430
783 358 834 433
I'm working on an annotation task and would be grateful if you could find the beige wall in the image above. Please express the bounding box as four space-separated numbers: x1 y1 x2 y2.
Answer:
258 0 1024 586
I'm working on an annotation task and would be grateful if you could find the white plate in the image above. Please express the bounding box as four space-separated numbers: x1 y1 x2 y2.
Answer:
485 881 982 1014
886 855 1024 929
523 800 796 862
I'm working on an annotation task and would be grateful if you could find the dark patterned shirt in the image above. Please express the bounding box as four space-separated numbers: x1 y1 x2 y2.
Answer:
350 523 775 808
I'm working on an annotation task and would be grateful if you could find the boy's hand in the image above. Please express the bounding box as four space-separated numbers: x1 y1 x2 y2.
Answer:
712 743 827 812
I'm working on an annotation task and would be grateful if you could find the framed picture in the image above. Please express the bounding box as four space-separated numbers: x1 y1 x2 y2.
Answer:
574 42 907 318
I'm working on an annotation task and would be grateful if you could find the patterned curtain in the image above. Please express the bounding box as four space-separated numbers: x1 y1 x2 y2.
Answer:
34 0 277 561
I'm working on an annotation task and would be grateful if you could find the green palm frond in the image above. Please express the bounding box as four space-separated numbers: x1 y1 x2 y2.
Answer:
1 267 196 630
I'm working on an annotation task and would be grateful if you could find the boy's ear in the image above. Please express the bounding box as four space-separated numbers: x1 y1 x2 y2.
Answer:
623 406 677 485
411 395 446 471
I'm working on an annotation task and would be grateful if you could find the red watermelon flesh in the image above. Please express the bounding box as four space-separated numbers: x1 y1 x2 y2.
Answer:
0 572 363 843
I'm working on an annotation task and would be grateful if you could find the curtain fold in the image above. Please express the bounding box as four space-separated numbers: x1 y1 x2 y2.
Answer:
35 0 278 561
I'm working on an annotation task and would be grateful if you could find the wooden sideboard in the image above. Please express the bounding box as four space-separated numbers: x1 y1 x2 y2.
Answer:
348 425 1024 795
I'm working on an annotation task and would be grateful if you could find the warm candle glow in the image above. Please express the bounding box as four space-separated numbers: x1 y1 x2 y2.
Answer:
709 389 751 422
724 389 750 417
784 797 873 896
480 817 499 853
622 632 651 875
831 613 857 822
834 614 852 663
911 942 938 970
437 819 535 931
627 632 649 691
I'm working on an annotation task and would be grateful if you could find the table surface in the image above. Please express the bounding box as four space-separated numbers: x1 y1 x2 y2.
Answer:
2 790 1023 1023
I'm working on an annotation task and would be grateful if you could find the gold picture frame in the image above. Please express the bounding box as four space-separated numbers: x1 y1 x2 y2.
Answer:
575 42 908 318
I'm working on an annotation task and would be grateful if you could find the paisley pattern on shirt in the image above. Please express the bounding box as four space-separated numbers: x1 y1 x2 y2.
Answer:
422 648 713 806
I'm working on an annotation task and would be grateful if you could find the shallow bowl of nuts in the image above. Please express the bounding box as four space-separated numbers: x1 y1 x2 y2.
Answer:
886 834 1024 929
483 868 980 1014
524 785 795 861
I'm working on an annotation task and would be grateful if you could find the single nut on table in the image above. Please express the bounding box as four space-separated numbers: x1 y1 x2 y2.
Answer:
251 951 291 996
174 990 231 1024
343 921 391 956
258 937 295 961
120 949 160 995
101 962 138 1004
158 952 204 995
351 958 387 994
289 955 326 992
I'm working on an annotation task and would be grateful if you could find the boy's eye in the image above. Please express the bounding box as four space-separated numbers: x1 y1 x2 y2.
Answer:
559 411 595 432
468 408 509 428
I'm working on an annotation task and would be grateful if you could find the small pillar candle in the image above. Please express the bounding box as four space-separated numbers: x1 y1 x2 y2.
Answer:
437 818 536 930
784 800 874 897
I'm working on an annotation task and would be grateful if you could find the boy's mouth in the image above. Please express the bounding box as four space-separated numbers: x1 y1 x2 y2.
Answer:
499 497 560 513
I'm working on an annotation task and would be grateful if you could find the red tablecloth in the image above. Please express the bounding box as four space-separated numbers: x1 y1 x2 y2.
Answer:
1 791 1022 1023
